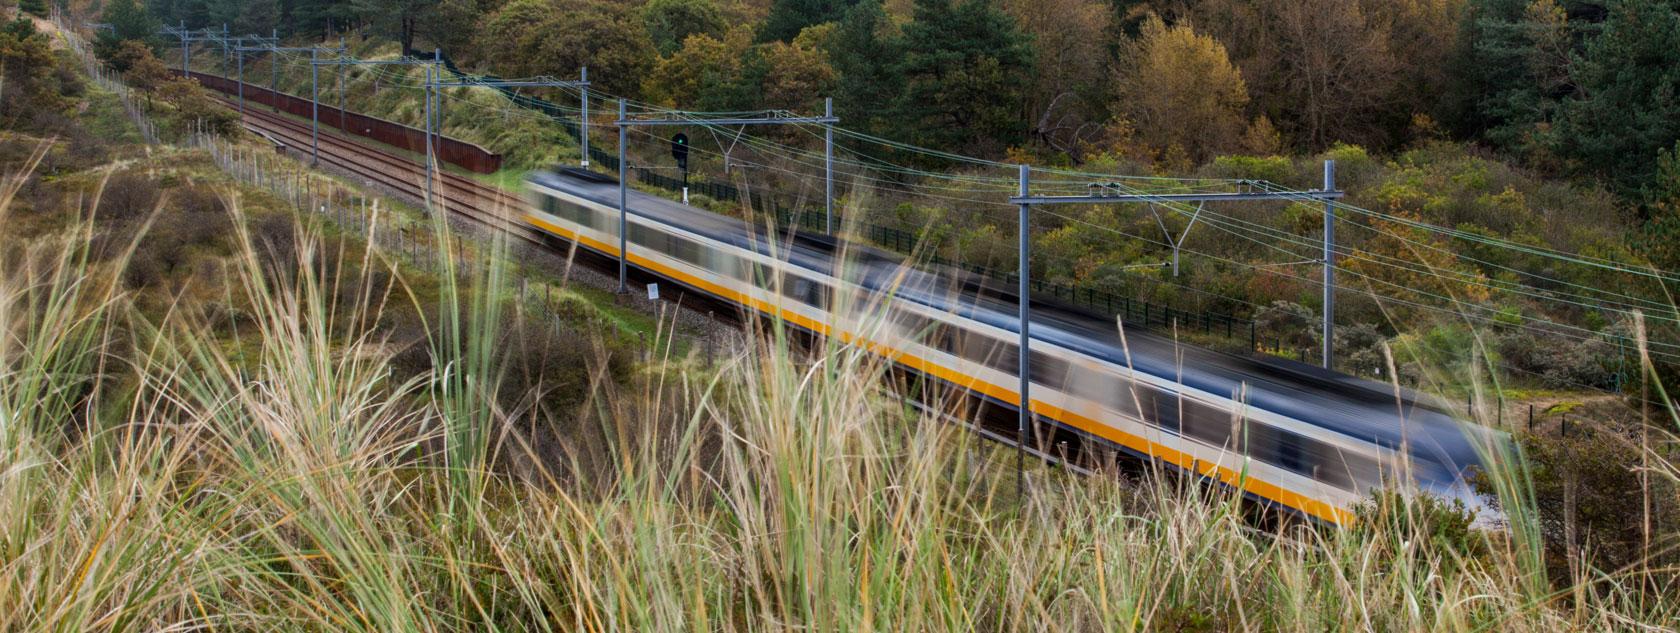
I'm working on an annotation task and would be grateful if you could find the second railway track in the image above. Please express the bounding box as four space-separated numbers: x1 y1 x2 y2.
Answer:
226 101 540 245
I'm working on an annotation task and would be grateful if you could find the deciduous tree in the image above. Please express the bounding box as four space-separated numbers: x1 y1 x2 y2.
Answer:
474 0 657 98
1004 0 1110 158
1111 16 1249 164
643 25 835 113
642 26 755 110
94 0 159 64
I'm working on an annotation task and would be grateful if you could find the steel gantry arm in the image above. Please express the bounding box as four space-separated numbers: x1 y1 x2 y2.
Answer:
1145 202 1204 277
161 22 277 76
231 37 337 117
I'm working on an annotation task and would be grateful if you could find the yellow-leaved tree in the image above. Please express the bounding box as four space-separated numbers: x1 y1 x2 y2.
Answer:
1111 16 1251 166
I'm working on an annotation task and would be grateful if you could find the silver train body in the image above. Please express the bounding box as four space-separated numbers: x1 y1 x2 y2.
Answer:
524 167 1493 524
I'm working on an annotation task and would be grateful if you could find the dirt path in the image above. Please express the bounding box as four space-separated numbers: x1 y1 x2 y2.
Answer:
29 14 65 50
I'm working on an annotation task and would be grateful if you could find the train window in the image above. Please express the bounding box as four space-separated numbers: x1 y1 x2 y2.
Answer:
746 262 776 288
1028 350 1069 389
891 308 935 341
628 222 664 251
542 196 594 229
1181 399 1236 449
960 335 1019 374
709 251 743 279
669 235 705 266
782 273 829 309
927 322 961 355
1308 442 1382 491
1241 421 1305 475
1104 377 1143 419
1133 387 1181 433
1236 422 1382 492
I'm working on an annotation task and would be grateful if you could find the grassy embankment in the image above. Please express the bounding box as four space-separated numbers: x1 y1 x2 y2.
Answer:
2 31 1679 630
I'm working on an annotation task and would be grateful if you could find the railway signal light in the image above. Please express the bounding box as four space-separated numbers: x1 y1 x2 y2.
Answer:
671 133 690 172
672 132 691 203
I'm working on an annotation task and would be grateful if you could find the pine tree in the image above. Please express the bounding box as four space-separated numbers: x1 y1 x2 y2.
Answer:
826 0 901 136
643 0 726 55
891 0 1033 157
94 0 160 63
759 0 858 42
19 0 48 17
1555 0 1680 198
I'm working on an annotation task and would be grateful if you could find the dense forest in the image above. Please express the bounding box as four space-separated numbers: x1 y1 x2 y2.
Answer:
113 0 1680 208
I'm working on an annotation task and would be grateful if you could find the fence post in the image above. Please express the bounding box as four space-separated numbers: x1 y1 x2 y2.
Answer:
1528 405 1534 432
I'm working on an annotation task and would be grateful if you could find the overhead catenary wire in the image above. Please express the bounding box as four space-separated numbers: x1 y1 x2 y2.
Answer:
230 44 1680 370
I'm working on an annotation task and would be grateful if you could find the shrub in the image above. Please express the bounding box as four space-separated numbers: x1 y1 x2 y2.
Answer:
1206 154 1294 184
1479 428 1680 585
94 170 162 224
1495 327 1621 390
1353 488 1491 573
1255 300 1316 351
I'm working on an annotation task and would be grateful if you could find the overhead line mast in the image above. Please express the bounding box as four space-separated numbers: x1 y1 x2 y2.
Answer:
611 104 841 293
1007 162 1344 490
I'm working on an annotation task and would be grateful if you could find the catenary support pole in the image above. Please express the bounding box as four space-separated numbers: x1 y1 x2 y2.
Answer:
309 47 319 165
337 39 346 134
580 67 590 166
1017 164 1032 497
825 97 834 234
1322 159 1336 369
617 99 629 294
269 29 278 113
431 49 442 169
423 63 434 212
236 43 244 116
180 21 188 74
221 24 228 73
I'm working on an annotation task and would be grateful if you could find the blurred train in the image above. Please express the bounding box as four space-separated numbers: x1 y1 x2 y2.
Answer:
525 166 1496 525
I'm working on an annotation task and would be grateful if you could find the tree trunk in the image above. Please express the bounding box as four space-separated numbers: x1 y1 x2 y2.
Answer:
400 15 414 55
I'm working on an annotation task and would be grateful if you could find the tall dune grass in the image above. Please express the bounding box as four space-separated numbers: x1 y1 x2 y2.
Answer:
0 167 1676 631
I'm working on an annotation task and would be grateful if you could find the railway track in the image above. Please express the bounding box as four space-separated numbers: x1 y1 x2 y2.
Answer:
226 101 539 245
